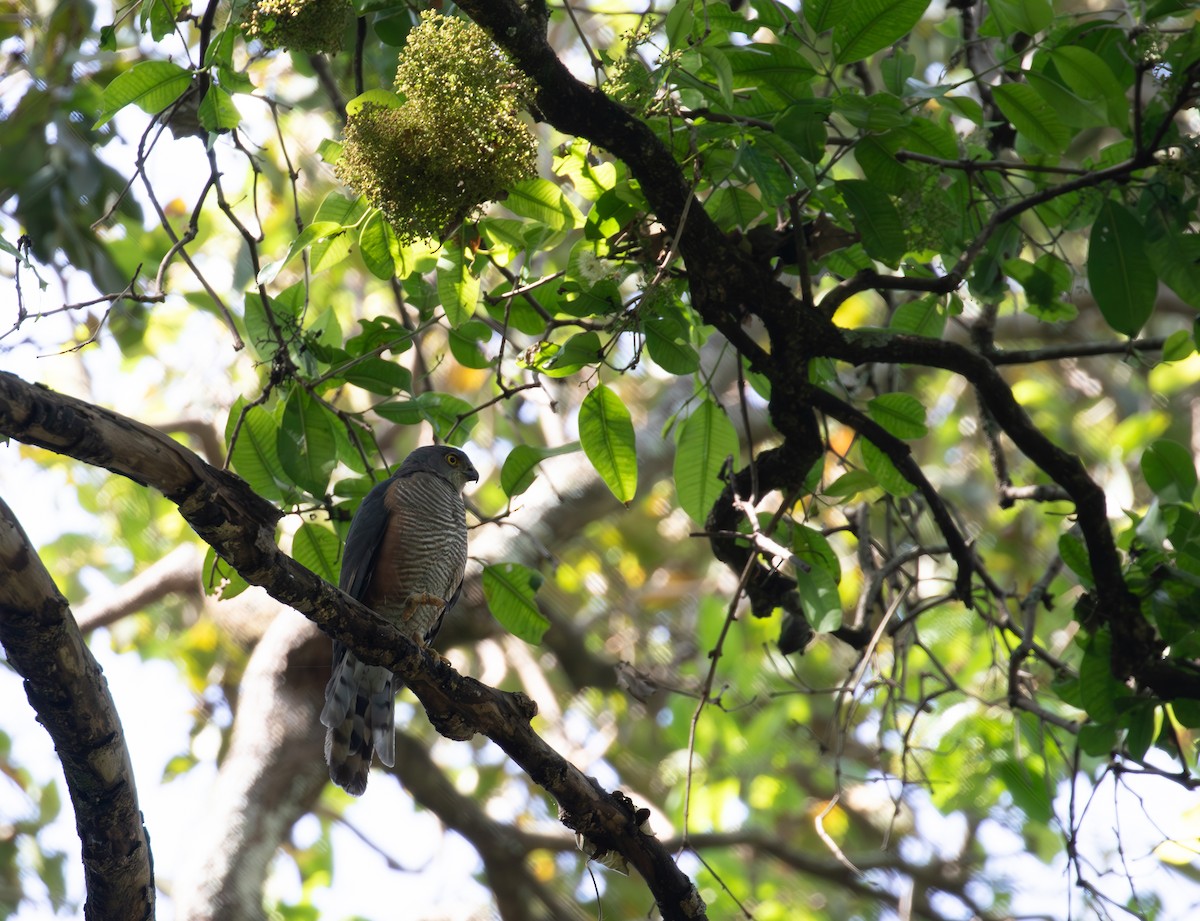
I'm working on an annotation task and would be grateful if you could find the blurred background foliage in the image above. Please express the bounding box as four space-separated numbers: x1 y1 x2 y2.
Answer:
4 0 1200 920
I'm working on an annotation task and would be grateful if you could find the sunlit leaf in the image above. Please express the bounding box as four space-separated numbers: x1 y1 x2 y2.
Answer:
482 562 549 643
579 384 638 505
94 60 192 128
674 399 739 525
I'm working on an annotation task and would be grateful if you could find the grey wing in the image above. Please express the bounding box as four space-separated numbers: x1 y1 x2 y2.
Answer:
339 475 397 598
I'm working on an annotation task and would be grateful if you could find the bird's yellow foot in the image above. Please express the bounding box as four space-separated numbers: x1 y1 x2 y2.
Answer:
400 592 447 621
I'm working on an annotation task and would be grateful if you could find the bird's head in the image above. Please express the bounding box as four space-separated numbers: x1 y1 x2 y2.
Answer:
400 445 480 492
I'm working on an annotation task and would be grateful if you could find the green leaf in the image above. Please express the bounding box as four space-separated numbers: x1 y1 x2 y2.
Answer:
823 469 878 499
991 83 1070 154
500 442 581 499
861 439 915 497
1079 630 1131 723
1145 232 1200 308
579 384 638 505
674 400 739 525
804 0 849 32
203 544 251 601
198 84 239 131
995 758 1053 823
833 0 931 65
506 178 583 231
310 193 367 273
1088 200 1157 336
1051 45 1129 129
277 386 339 496
227 402 285 502
796 565 842 632
989 0 1052 35
837 180 906 264
791 525 841 583
415 391 476 445
1057 531 1094 587
644 316 700 375
359 210 400 280
482 562 549 643
448 320 494 370
1142 439 1198 502
436 245 480 328
94 60 192 128
665 0 695 50
292 522 340 584
343 357 411 396
1124 704 1162 762
345 89 403 115
889 297 945 338
257 221 346 286
867 392 928 439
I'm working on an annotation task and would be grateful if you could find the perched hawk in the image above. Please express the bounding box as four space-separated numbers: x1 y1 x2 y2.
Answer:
320 445 479 794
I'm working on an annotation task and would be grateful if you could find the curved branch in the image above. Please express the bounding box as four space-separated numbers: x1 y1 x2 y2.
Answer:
0 497 154 921
0 370 706 921
828 332 1192 696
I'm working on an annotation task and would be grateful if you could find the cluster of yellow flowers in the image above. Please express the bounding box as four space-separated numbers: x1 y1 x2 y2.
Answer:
243 0 350 54
336 12 538 243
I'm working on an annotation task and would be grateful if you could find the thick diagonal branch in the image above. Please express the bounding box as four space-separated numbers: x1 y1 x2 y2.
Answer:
0 370 705 921
0 496 154 921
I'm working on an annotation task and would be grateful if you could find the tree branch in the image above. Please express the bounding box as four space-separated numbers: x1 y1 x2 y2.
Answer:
0 496 154 921
0 370 706 921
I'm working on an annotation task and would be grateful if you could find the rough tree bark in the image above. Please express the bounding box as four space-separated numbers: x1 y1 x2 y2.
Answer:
0 497 154 921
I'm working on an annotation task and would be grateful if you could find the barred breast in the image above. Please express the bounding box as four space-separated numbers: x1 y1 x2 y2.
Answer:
366 469 468 645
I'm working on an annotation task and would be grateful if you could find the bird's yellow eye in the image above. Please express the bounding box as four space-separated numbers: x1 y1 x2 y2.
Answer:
445 453 459 466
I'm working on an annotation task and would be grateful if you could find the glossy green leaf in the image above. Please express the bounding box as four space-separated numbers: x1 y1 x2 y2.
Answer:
1051 46 1129 128
292 521 340 584
257 221 346 286
506 178 583 231
415 391 476 445
861 439 915 497
436 244 480 328
579 384 638 505
1142 439 1198 502
343 357 411 396
482 562 549 643
988 0 1052 35
277 386 339 496
198 84 239 131
991 82 1070 154
644 316 700 375
868 392 928 439
889 297 945 338
499 442 580 499
796 565 842 632
203 544 251 601
1088 200 1157 336
1057 531 1094 587
310 193 367 273
227 401 285 502
359 210 399 279
1124 704 1162 762
674 399 739 525
995 758 1052 823
94 60 192 128
833 0 930 64
837 180 906 264
804 0 849 31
